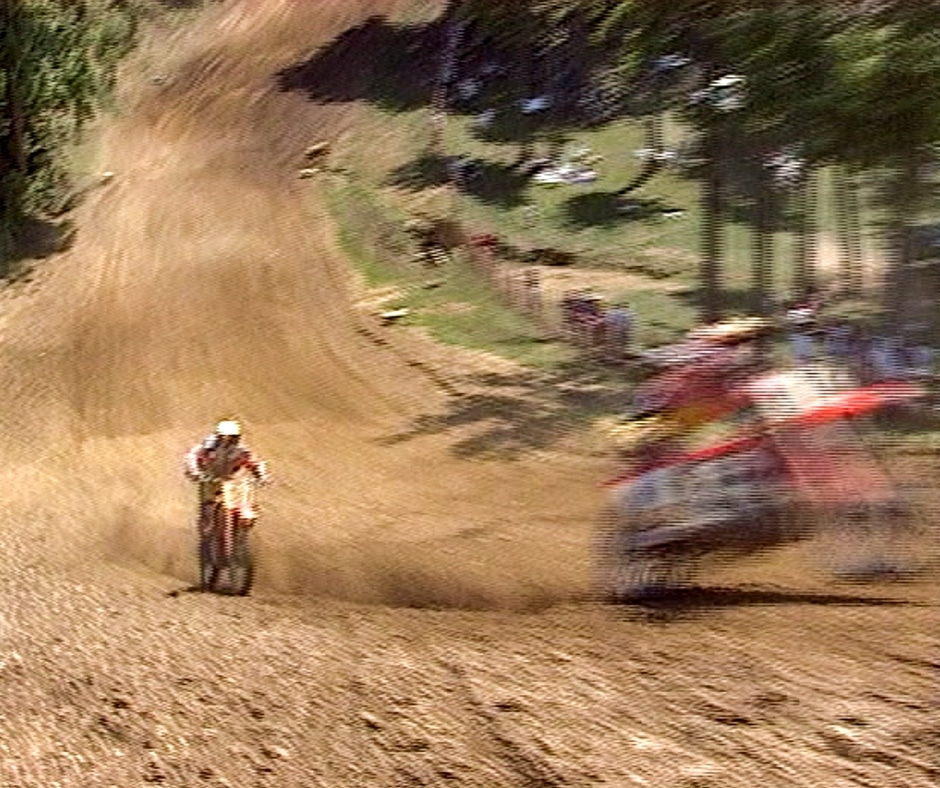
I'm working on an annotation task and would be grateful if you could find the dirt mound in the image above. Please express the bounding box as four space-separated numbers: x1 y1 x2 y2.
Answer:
0 0 599 609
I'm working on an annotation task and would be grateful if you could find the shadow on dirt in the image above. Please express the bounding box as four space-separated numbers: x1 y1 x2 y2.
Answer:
378 361 632 459
614 585 912 623
250 533 583 613
273 11 621 134
166 585 203 597
1 217 75 282
274 15 443 113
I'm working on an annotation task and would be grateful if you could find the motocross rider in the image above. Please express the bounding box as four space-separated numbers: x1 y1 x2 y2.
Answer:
184 419 270 531
632 317 772 423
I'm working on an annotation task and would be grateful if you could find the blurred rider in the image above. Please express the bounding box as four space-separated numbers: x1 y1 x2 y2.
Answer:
632 317 771 424
184 419 270 531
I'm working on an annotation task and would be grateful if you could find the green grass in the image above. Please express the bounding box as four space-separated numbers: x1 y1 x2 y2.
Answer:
322 178 410 287
322 97 940 454
442 111 916 305
330 105 800 358
327 87 940 367
402 254 577 367
444 115 703 271
615 288 698 347
322 175 577 367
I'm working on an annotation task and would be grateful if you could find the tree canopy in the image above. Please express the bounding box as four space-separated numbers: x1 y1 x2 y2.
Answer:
0 0 141 260
451 0 940 318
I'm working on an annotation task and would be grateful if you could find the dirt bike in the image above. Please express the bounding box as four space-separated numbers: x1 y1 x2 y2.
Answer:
198 471 258 596
596 362 924 602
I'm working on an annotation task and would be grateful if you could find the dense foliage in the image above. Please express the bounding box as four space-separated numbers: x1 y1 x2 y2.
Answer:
452 0 940 318
0 0 145 259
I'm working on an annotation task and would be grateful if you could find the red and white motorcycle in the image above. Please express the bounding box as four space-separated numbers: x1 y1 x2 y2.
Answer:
597 352 924 602
198 470 259 596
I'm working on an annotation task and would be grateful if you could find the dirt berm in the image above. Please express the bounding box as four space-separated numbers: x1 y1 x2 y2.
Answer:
0 2 936 786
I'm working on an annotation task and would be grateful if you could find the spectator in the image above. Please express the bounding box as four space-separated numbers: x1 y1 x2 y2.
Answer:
907 343 935 380
522 267 542 316
832 321 852 363
561 291 604 347
868 334 907 381
560 290 583 340
789 331 815 365
581 295 606 349
603 301 634 362
785 297 819 365
847 325 873 382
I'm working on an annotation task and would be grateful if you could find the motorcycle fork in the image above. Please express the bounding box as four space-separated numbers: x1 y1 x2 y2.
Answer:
218 505 240 566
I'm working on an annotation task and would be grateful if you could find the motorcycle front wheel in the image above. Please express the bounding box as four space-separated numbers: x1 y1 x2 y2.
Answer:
226 524 254 597
198 505 254 596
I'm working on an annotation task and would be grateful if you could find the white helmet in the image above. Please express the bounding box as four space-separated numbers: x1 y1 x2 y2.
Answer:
215 419 242 437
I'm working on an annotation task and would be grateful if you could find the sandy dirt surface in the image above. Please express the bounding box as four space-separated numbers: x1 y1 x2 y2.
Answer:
0 2 937 786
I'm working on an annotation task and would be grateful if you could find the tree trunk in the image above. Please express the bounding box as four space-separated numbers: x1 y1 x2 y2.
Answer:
835 166 863 296
882 151 921 327
846 169 863 292
513 54 538 166
616 114 664 195
700 128 723 322
429 1 466 156
793 169 817 298
752 160 774 316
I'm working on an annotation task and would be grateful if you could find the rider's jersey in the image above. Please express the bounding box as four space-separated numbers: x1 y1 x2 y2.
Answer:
184 436 268 483
634 346 751 418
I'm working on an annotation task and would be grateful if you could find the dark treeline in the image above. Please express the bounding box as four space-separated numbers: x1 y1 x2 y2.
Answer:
447 1 940 320
0 0 182 266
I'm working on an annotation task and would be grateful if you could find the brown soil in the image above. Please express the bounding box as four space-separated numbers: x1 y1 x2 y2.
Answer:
0 2 936 786
519 265 686 301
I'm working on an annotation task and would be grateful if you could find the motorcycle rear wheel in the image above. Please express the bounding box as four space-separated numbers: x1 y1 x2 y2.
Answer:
199 506 254 595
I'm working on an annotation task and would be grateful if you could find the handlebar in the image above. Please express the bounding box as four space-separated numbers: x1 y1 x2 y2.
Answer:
196 473 272 486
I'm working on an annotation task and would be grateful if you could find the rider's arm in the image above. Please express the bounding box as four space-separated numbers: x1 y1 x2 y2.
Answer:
251 459 270 483
243 451 270 483
184 445 207 481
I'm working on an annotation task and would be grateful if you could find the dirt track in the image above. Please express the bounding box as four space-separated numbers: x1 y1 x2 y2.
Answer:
0 2 937 785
